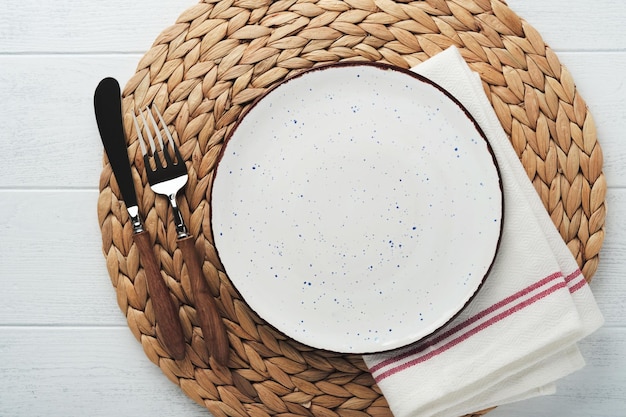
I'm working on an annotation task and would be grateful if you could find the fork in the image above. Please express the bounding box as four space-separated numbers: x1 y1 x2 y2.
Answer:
133 105 230 366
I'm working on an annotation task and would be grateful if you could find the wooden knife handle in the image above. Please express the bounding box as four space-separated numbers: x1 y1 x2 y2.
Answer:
178 235 230 366
133 231 186 360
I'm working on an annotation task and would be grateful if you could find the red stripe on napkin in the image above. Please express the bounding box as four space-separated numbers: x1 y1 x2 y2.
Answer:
371 272 571 382
565 269 587 293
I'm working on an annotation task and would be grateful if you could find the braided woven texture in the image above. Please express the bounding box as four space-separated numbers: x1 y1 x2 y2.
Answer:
96 0 606 416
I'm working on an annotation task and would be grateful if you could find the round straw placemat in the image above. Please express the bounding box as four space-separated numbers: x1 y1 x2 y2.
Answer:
97 0 607 416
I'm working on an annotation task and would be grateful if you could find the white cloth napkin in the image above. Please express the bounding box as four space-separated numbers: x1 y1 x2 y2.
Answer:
362 46 604 417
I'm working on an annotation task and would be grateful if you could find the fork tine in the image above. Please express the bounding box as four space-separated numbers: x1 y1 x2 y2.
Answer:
143 108 172 168
139 111 159 155
152 105 176 151
145 107 167 152
133 109 163 170
131 112 148 156
148 104 184 167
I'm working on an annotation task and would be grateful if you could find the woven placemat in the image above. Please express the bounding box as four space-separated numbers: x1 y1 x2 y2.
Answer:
96 0 607 416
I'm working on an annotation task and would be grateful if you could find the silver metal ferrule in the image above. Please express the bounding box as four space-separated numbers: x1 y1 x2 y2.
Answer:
168 193 189 238
127 205 145 234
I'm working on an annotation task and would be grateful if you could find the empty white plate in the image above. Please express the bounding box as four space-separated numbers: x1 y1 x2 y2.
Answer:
210 63 503 353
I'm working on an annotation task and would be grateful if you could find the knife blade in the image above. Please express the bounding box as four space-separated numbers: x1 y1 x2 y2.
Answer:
94 77 186 360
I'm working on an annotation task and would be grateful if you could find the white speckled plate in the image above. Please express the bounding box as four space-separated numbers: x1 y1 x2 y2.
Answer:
210 63 503 353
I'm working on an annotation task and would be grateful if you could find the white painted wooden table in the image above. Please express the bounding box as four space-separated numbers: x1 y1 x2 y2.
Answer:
1 1 624 416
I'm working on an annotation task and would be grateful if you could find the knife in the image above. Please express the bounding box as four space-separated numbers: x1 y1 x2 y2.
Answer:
94 77 186 360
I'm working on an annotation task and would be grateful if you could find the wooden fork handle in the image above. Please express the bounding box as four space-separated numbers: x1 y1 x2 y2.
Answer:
178 236 230 366
133 231 186 360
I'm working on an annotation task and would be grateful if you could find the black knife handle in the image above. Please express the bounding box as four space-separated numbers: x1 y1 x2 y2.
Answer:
94 77 138 209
